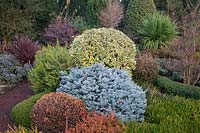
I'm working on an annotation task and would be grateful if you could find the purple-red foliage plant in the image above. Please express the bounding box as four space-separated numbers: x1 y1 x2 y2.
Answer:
44 16 79 47
6 36 40 65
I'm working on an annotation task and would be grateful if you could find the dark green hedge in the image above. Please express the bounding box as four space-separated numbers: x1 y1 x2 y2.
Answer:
11 93 45 128
125 96 200 132
154 76 200 99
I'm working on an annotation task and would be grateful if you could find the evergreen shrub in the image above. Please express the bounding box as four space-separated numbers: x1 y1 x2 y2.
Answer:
11 93 45 128
125 96 200 132
28 44 75 93
155 76 200 99
69 28 136 74
0 54 31 84
67 111 124 133
57 64 147 122
125 0 156 32
31 92 87 133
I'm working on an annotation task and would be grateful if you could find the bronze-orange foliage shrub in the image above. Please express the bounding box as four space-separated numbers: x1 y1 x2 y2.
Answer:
66 111 125 133
99 0 124 28
31 92 87 133
134 52 158 81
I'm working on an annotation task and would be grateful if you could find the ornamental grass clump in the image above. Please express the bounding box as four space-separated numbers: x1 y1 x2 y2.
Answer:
57 64 147 122
6 36 40 65
69 28 136 74
138 13 178 49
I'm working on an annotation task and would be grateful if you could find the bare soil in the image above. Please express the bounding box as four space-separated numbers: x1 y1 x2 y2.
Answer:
0 80 33 132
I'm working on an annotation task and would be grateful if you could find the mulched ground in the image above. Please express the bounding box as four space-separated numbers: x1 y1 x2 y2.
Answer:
0 80 33 132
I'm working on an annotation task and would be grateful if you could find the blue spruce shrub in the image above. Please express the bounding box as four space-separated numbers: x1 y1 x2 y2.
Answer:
57 64 147 122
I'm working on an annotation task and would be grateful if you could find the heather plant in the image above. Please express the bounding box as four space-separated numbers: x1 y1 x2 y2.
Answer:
69 28 136 74
99 0 124 28
0 54 31 84
125 96 200 132
31 92 87 133
57 64 147 122
44 16 79 47
28 44 75 93
138 13 178 49
125 0 156 32
67 111 124 133
6 36 40 65
134 52 158 82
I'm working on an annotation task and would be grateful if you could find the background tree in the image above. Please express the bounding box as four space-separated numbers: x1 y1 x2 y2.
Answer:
0 0 59 46
0 0 32 50
99 0 124 28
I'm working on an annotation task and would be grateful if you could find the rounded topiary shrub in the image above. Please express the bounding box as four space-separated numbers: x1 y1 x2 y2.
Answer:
28 44 75 93
11 93 45 128
125 0 156 32
31 92 87 133
69 28 136 74
57 64 147 122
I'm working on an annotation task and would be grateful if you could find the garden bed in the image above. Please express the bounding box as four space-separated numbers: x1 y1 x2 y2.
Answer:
0 80 33 132
0 81 15 95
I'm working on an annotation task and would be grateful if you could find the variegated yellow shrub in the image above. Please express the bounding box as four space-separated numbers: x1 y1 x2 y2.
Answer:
69 28 136 74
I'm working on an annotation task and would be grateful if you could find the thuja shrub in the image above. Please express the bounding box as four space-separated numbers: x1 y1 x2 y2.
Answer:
44 16 79 47
67 111 124 133
31 92 87 133
125 0 156 32
57 64 147 122
70 28 136 74
28 44 75 93
0 54 31 84
6 36 40 65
